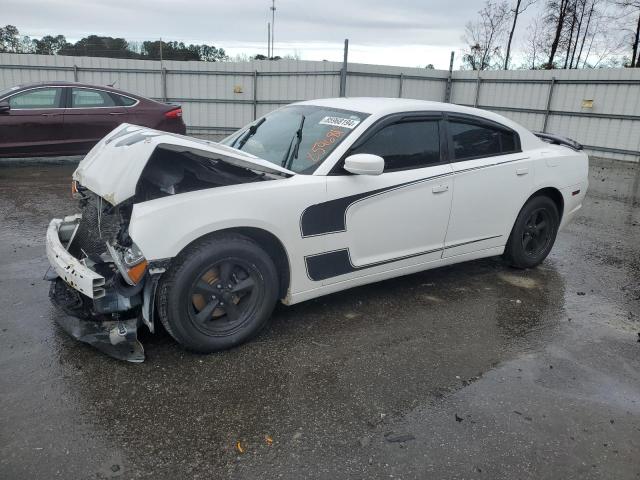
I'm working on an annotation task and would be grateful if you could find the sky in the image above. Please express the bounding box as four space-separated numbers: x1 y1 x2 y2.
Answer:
3 0 541 69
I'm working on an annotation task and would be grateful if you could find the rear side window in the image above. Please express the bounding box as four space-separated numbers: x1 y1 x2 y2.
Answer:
112 94 137 106
449 120 518 161
350 120 441 172
8 88 63 109
71 88 116 108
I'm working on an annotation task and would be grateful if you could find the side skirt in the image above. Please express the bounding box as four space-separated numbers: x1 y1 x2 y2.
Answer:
288 245 505 305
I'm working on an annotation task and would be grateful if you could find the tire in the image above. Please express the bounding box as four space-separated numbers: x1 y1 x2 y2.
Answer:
504 195 560 269
156 233 279 353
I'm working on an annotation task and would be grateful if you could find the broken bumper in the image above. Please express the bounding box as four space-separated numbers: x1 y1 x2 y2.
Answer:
45 216 145 363
46 215 106 299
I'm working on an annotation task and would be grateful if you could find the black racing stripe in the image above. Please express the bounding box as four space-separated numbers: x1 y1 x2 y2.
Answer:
300 189 386 238
300 172 452 237
300 157 527 238
305 247 442 281
305 234 503 282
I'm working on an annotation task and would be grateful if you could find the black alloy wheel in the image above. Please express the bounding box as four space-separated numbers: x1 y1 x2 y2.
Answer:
188 259 261 335
504 195 560 269
157 233 279 353
521 208 553 258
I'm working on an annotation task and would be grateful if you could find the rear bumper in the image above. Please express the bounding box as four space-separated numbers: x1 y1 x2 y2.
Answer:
46 216 106 299
559 181 588 230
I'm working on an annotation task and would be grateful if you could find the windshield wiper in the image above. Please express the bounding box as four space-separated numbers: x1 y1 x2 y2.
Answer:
232 117 266 150
281 115 305 169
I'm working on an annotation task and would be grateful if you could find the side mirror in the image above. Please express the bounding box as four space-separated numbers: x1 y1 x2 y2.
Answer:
0 101 10 113
343 153 384 176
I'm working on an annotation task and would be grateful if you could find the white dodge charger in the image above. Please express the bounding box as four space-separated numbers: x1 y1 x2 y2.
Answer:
45 98 589 361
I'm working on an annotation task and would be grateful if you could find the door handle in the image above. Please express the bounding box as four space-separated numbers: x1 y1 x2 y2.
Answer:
41 113 61 117
432 184 449 193
516 167 529 176
109 112 126 115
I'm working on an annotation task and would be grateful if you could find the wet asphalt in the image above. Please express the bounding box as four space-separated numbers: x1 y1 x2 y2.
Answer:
0 157 639 479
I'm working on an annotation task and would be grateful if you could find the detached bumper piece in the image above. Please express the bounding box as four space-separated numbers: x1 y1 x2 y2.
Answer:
49 278 145 362
46 216 147 363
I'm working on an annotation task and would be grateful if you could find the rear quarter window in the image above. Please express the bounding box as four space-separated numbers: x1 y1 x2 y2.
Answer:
449 119 519 161
112 94 137 106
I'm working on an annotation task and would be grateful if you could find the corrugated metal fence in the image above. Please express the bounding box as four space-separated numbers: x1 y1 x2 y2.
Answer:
1 53 638 161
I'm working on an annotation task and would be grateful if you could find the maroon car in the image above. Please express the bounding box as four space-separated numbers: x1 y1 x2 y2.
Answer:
0 81 187 157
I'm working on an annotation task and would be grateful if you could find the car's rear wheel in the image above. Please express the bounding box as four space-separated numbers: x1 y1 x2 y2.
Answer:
157 233 279 353
504 195 560 269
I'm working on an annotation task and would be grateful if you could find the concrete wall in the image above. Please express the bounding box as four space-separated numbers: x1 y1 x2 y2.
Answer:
1 53 638 161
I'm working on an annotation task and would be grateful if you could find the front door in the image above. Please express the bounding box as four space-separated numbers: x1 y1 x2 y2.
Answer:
305 115 453 284
443 115 533 257
64 87 129 152
0 87 66 157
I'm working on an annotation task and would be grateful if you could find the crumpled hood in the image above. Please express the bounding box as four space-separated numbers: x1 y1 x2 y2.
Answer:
73 124 295 206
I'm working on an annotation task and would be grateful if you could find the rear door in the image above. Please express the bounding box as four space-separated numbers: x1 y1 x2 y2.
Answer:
64 87 129 151
0 87 66 157
313 114 453 284
442 114 533 258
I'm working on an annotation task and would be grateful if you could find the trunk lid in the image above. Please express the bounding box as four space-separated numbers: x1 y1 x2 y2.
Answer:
74 124 295 206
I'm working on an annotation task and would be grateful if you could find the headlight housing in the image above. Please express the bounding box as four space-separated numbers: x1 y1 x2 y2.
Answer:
107 242 148 285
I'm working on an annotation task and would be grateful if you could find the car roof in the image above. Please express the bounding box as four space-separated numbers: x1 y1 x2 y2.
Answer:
6 81 142 98
296 97 530 133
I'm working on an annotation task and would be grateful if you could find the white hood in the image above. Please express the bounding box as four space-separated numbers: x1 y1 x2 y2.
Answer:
73 124 295 206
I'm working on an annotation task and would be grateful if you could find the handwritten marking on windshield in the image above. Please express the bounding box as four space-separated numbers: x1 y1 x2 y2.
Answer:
306 128 344 163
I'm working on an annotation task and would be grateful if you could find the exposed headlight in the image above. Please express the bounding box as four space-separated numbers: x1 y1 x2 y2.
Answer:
107 242 148 286
122 243 145 267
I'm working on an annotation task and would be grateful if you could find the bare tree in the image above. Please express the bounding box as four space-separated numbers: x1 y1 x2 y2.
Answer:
546 0 572 67
613 0 640 66
462 1 510 70
504 0 538 69
562 1 579 68
574 0 596 67
523 14 547 68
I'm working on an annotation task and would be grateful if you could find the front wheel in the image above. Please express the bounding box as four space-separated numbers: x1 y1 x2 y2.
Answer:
504 195 560 269
157 233 279 353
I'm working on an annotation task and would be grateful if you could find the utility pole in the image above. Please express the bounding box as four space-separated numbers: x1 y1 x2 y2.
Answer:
445 51 454 103
267 22 271 58
339 38 349 97
270 0 276 58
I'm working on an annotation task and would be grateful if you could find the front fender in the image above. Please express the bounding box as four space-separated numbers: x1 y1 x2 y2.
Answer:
127 175 326 263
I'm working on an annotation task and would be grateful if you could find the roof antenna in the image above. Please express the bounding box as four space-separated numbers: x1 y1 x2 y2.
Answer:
107 80 117 88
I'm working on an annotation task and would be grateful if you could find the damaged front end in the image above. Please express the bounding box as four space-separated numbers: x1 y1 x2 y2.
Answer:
46 197 153 362
46 124 294 362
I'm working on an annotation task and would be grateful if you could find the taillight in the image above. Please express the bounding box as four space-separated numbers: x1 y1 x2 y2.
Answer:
165 107 182 119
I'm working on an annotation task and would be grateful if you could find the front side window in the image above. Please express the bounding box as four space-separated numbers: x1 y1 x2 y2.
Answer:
349 119 441 172
71 88 116 108
449 120 518 161
8 88 63 109
220 105 368 174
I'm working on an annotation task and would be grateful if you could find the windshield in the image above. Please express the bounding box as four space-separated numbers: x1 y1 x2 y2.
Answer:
220 105 368 174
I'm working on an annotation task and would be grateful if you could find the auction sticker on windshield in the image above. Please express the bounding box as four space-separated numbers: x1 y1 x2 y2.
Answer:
319 116 361 129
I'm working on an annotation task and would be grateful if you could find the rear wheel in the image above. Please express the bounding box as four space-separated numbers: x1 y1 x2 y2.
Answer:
504 195 560 269
157 233 279 353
